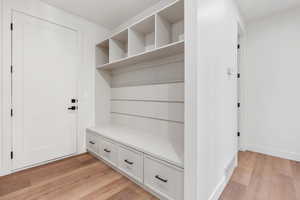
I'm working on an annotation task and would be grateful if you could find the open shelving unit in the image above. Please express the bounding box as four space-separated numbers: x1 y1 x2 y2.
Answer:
96 0 184 71
97 40 184 70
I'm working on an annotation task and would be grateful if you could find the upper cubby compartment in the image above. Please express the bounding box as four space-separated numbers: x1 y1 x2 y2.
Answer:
96 40 109 66
156 0 184 48
109 30 128 62
129 15 155 56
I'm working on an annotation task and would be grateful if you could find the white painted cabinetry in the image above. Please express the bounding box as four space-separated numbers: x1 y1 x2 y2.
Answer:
144 156 184 200
86 129 183 200
99 139 118 167
91 1 185 199
118 145 144 183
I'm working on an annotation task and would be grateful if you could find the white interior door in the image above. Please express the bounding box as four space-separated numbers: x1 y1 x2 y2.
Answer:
12 12 79 170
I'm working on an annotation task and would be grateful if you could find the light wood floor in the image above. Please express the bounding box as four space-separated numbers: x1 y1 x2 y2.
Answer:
0 152 299 200
0 153 158 200
220 151 300 200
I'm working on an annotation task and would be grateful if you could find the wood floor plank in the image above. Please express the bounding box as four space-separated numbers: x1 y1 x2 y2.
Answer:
80 178 133 200
231 166 252 186
221 151 299 200
106 184 157 200
270 173 297 200
0 174 31 197
219 181 247 200
290 161 300 200
269 155 293 177
38 168 121 200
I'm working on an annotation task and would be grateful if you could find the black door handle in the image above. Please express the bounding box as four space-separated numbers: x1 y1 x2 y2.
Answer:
68 106 77 110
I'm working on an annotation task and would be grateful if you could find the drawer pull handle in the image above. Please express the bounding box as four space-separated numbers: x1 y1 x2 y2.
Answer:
124 159 134 165
89 141 95 145
104 149 111 153
155 175 168 183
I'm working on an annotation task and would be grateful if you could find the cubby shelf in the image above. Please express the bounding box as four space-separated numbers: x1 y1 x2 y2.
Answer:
97 40 184 70
156 0 184 47
96 0 184 71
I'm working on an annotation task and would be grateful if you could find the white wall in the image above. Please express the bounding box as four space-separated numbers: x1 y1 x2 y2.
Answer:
0 0 109 176
192 0 240 199
240 7 300 161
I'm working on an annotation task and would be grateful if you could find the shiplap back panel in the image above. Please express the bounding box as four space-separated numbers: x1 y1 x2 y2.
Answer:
109 53 184 137
111 101 184 123
111 54 184 88
111 83 184 102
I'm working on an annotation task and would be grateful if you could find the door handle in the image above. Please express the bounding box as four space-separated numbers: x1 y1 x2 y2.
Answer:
68 106 78 110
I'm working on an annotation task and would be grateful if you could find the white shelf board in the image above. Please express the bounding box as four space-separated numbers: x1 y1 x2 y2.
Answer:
87 124 184 168
97 40 184 70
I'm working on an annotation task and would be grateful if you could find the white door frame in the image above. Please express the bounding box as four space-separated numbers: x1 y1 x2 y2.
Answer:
1 0 83 176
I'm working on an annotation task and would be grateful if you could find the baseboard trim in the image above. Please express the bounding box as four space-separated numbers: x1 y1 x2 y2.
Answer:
209 155 237 200
245 144 300 162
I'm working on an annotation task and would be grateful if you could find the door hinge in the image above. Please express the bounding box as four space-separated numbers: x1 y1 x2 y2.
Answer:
237 44 240 49
237 73 240 78
237 102 241 108
11 151 14 159
10 23 13 31
237 132 240 137
10 109 13 117
10 65 13 73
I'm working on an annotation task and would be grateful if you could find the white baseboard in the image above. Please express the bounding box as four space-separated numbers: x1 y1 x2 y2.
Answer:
245 144 300 162
209 155 237 200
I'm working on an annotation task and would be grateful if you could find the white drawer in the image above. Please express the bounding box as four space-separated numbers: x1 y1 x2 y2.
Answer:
99 139 118 167
118 146 143 183
86 132 99 155
144 156 183 200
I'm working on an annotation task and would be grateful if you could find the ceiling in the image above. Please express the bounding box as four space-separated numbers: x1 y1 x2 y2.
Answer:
42 0 300 28
41 0 161 29
236 0 300 22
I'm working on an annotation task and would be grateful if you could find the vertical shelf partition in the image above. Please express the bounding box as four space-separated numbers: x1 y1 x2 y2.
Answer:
156 0 184 47
129 15 155 56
